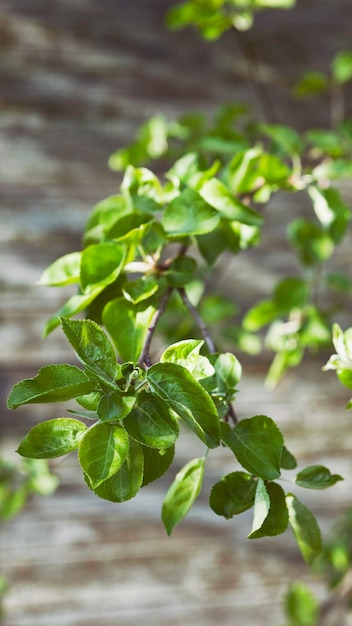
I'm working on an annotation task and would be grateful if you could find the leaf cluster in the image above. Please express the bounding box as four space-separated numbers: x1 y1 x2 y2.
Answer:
7 318 343 562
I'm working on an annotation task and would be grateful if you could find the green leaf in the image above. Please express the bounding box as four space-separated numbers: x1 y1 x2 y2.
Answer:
60 317 118 385
199 178 263 226
160 339 214 380
17 418 87 459
221 416 283 480
286 493 322 563
147 362 220 448
259 123 303 155
249 480 288 538
90 438 144 502
37 252 81 286
43 288 105 337
124 391 179 449
7 364 95 409
141 445 175 487
285 581 319 626
337 369 352 389
332 50 352 84
288 219 334 266
162 188 220 236
83 194 131 244
80 242 126 294
242 299 279 331
257 153 291 184
295 465 343 490
79 423 129 489
308 186 351 243
122 275 159 304
248 478 270 537
103 298 156 362
162 457 205 535
214 353 242 399
281 445 297 470
293 71 328 98
209 471 256 519
225 147 262 194
165 255 197 287
273 277 308 310
97 391 136 423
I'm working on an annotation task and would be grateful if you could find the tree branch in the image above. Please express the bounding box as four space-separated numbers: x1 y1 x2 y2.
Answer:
178 288 216 353
138 287 173 368
178 287 238 425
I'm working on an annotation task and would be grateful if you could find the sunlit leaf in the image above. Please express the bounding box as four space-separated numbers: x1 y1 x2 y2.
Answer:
37 252 81 286
286 493 322 563
249 480 288 538
17 418 87 459
90 438 144 502
162 457 205 535
124 391 179 449
7 364 95 409
79 423 129 488
147 362 220 448
162 188 220 236
60 317 118 385
103 298 156 362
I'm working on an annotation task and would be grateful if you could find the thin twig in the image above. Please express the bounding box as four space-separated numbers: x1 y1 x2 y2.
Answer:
178 287 238 425
138 288 173 368
178 288 216 353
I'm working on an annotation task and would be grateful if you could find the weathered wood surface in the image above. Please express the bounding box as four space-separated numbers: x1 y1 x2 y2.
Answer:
1 0 352 624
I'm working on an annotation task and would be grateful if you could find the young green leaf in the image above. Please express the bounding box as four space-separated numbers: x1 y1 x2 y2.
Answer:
147 362 220 448
295 465 343 490
162 188 220 236
103 298 156 362
248 478 270 537
214 352 242 399
97 391 136 423
141 445 175 487
332 50 352 84
242 299 279 331
221 416 283 480
285 581 319 626
160 339 214 380
209 471 257 519
37 252 81 287
199 178 263 227
80 241 126 294
124 391 179 449
7 364 95 409
60 317 119 384
162 457 205 535
43 288 105 337
89 437 144 502
165 255 197 288
286 493 322 563
122 275 159 304
79 423 129 489
249 480 288 538
17 418 87 459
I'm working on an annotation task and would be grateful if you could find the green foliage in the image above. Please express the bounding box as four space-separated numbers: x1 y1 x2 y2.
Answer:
166 0 295 40
0 456 58 522
5 1 352 572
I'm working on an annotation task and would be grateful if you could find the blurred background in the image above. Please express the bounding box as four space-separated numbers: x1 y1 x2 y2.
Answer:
1 1 352 624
